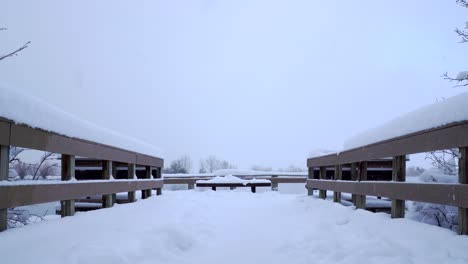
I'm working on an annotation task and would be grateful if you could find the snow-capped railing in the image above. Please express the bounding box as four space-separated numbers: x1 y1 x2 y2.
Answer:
306 120 468 235
0 117 164 232
163 174 307 191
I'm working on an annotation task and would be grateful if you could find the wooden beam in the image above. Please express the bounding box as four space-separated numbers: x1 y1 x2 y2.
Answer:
60 154 75 217
307 167 314 196
142 166 152 199
333 165 342 203
356 162 367 209
128 164 136 202
459 147 468 235
391 156 405 218
102 160 113 208
319 167 327 199
156 167 162 196
0 179 164 209
350 163 358 206
271 175 278 191
0 145 9 231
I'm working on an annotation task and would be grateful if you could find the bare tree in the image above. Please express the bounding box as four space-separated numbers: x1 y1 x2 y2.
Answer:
0 27 31 62
164 155 193 174
442 1 468 86
9 147 25 169
425 149 459 175
199 155 237 173
32 152 59 180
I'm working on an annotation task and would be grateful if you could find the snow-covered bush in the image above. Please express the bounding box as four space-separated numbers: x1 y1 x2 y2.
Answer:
7 209 44 229
406 168 458 232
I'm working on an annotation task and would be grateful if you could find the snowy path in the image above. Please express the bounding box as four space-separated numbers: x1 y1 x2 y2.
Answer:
1 191 468 264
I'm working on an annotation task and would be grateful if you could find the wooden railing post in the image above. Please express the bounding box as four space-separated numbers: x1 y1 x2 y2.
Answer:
102 160 113 208
271 175 278 191
356 162 367 209
458 147 468 235
111 162 117 205
319 167 327 199
188 183 195 190
391 156 406 218
60 154 75 217
156 167 162 196
0 145 9 231
142 166 152 199
333 165 342 203
128 163 136 202
307 167 314 196
350 163 358 206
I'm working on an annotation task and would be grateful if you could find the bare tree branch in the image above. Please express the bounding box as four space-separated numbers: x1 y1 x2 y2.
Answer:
442 72 468 87
0 41 31 61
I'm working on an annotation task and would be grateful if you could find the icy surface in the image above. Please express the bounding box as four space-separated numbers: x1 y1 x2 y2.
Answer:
196 175 271 185
1 191 468 264
0 85 163 158
343 92 468 151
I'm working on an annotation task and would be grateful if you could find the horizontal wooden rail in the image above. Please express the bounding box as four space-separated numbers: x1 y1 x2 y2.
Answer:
0 118 163 167
0 179 163 209
307 121 468 167
306 180 468 208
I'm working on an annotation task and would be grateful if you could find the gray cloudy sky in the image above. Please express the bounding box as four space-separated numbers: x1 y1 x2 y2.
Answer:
0 0 466 170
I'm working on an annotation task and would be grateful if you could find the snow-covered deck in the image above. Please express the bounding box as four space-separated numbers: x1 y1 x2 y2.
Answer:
1 191 467 264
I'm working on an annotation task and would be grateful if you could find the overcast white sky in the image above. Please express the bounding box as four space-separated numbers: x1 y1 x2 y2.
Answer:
0 0 467 170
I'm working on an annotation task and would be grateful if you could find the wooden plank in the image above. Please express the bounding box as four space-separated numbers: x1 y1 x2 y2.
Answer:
60 154 75 217
333 165 342 203
0 179 164 209
305 180 468 208
136 154 164 168
142 166 152 199
356 162 367 209
0 145 9 231
156 167 162 196
319 167 327 199
0 121 10 146
271 175 278 191
391 156 405 218
102 160 113 208
307 168 313 196
307 121 468 165
350 163 358 206
128 164 136 202
459 147 468 235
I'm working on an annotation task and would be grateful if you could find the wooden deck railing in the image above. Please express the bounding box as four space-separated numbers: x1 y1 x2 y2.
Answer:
163 174 307 191
306 121 468 235
0 117 164 231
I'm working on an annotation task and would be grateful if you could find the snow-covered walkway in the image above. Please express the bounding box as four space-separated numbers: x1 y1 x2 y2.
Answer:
1 191 468 264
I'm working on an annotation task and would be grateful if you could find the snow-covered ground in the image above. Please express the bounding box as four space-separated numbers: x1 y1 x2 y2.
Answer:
1 191 468 264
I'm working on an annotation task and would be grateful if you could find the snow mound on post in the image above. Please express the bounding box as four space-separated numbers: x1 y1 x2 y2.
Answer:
0 85 163 158
343 92 468 150
196 175 270 185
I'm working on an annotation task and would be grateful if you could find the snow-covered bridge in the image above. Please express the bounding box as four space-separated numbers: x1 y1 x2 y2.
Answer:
1 88 468 264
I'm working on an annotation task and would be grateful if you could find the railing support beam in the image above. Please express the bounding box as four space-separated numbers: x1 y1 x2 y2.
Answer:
60 154 75 217
142 166 152 199
319 167 327 199
350 163 358 206
459 147 468 235
128 164 136 202
333 165 342 203
307 168 314 196
355 162 367 209
102 160 113 208
391 156 406 218
271 175 278 191
156 167 162 196
0 145 9 231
